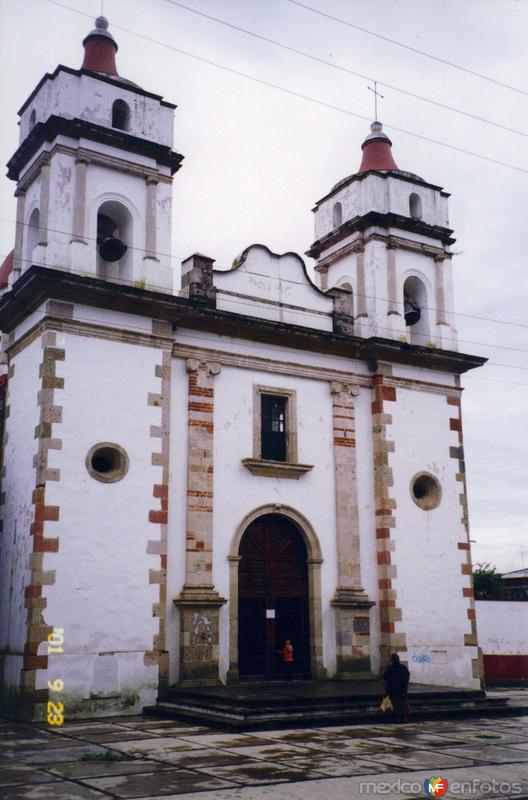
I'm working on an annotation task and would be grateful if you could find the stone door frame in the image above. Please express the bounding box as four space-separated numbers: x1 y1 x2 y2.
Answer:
227 504 326 682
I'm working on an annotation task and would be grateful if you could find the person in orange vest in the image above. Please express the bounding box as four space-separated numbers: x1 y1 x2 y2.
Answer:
277 639 294 680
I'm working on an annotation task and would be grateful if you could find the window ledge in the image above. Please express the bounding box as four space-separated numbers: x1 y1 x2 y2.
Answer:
242 458 313 479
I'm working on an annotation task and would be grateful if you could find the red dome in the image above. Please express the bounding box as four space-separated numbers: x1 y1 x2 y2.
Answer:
81 17 118 76
358 121 399 173
0 250 14 290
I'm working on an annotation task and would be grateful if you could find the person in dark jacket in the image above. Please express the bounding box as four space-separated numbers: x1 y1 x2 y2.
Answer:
382 653 410 723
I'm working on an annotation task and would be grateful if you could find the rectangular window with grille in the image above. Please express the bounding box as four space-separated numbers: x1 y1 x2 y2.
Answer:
261 394 287 461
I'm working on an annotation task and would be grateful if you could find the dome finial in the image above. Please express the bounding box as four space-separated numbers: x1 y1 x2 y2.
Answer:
357 120 400 173
81 15 119 76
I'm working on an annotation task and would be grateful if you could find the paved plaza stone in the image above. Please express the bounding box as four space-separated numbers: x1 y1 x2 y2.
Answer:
1 703 528 799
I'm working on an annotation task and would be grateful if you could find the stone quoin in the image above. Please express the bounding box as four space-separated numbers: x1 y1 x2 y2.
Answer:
0 17 486 720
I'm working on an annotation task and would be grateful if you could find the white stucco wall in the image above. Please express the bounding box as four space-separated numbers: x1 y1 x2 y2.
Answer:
33 332 164 716
0 338 41 705
476 602 528 655
19 69 174 146
314 173 449 241
211 366 338 680
215 246 334 331
0 299 481 715
389 386 478 688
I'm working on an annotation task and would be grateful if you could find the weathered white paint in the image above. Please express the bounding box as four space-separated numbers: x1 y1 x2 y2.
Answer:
33 333 164 715
314 174 449 241
389 387 478 688
0 43 484 717
215 246 334 331
312 159 457 348
174 327 371 377
0 338 41 705
476 601 528 656
211 367 338 680
0 303 481 713
14 65 176 293
19 69 174 146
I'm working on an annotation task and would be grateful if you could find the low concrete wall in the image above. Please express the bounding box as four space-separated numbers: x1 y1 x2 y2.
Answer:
476 600 528 682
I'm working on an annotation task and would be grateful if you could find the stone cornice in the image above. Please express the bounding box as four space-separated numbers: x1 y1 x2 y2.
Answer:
7 318 467 398
307 211 455 259
313 232 448 271
18 144 171 194
7 116 183 181
0 267 486 375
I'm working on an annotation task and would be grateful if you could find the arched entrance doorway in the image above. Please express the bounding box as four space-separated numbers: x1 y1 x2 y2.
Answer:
238 514 311 678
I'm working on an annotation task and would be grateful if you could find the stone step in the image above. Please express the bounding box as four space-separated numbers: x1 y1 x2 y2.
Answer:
146 682 519 729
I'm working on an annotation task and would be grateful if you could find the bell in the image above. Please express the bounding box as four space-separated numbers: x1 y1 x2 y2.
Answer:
404 298 421 326
98 236 127 262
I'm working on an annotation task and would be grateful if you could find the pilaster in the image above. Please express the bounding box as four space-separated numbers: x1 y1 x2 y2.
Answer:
330 381 374 677
145 333 172 693
20 331 65 720
174 358 226 684
386 240 399 316
71 157 88 244
448 391 484 686
38 159 51 248
144 176 158 261
371 365 406 667
13 189 26 279
434 254 447 326
355 244 367 317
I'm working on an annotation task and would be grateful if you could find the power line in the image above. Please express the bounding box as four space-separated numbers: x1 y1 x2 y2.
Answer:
1 253 527 383
2 212 528 335
161 0 528 139
287 0 528 97
0 217 186 267
465 377 528 387
38 0 528 175
3 250 528 372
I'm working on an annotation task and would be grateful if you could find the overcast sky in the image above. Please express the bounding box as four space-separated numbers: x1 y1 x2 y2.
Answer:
0 0 526 572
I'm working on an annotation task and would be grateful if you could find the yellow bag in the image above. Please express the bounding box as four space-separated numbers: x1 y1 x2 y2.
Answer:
380 696 393 712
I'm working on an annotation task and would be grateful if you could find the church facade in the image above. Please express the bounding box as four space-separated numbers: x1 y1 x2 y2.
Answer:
0 18 486 720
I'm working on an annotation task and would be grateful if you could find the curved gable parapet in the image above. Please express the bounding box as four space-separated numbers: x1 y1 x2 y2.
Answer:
214 244 334 332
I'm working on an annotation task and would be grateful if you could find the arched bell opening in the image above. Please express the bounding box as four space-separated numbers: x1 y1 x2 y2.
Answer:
403 275 429 344
111 99 130 131
25 208 40 269
332 201 343 228
96 201 132 282
409 192 422 220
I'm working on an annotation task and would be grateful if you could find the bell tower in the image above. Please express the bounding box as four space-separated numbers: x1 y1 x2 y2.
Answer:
307 122 457 349
7 16 183 293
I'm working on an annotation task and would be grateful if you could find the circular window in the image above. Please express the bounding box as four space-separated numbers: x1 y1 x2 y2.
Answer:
86 443 129 483
410 472 441 510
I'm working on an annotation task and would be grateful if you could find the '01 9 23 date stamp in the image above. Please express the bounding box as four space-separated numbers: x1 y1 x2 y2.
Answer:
47 627 64 726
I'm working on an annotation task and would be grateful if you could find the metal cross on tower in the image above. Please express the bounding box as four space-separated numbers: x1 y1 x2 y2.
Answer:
367 81 384 121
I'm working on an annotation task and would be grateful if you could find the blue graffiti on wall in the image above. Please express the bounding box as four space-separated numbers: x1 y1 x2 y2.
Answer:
412 653 431 664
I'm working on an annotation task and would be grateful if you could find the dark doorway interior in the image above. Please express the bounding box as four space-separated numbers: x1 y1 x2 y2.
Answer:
238 514 310 679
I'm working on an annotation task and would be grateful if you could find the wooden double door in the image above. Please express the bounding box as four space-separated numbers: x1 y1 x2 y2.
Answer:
238 514 310 678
